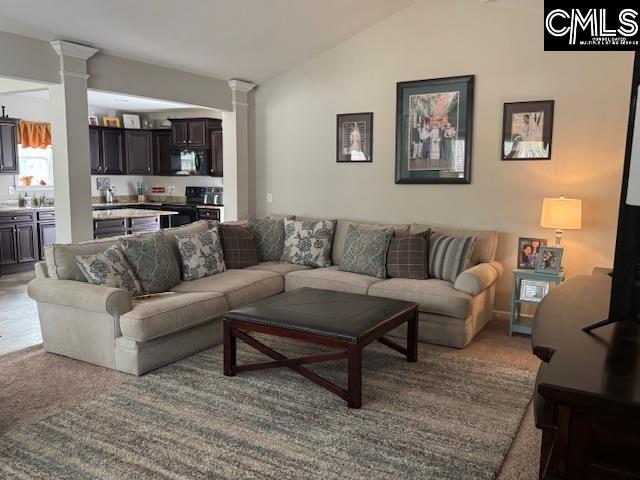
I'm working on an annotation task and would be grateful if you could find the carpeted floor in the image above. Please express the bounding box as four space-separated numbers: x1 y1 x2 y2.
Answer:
1 336 534 479
0 320 541 479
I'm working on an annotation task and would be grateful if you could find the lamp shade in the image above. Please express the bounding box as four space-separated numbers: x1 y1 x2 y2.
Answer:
540 197 582 230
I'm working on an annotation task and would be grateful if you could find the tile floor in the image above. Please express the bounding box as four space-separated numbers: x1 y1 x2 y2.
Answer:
0 271 40 355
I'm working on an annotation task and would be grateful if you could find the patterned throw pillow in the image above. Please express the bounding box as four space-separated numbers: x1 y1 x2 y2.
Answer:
429 233 477 282
247 217 288 262
176 228 226 281
386 231 430 280
75 245 142 297
281 218 335 267
119 231 181 294
339 225 394 278
218 225 259 269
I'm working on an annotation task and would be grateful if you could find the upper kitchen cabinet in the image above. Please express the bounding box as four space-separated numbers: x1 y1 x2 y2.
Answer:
0 118 19 175
170 118 221 148
209 130 223 177
90 127 126 175
125 130 152 174
152 130 172 175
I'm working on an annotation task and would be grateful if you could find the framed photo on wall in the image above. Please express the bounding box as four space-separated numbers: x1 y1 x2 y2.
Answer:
337 112 373 163
395 75 474 184
502 100 554 160
517 237 547 270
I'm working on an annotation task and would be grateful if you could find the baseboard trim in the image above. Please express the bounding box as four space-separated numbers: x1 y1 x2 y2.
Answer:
493 310 534 320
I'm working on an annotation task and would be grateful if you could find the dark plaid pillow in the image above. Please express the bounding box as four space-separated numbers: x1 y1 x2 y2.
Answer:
218 225 258 269
386 231 430 280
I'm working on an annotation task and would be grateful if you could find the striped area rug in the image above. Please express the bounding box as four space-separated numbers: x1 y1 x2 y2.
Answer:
0 337 536 479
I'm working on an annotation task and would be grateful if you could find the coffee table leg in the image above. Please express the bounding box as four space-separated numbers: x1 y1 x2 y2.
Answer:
347 346 362 409
223 320 236 376
407 308 418 363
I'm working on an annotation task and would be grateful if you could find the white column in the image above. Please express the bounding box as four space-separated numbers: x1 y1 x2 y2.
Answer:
49 41 98 243
223 79 255 221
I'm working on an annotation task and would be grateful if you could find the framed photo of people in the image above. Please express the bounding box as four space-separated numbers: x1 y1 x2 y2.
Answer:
535 246 564 275
336 112 373 163
518 237 547 270
502 100 554 160
395 75 474 184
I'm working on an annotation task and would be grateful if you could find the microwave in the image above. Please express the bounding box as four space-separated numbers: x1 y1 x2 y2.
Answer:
170 149 208 176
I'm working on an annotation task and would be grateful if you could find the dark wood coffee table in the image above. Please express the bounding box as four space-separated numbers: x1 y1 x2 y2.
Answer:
223 287 419 408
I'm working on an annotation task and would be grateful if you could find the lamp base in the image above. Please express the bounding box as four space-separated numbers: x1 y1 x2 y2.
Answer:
553 229 563 248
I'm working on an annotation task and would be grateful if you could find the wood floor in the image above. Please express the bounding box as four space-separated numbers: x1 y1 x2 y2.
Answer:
0 271 41 355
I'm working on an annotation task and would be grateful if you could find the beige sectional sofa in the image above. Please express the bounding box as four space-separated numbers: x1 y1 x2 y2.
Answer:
28 218 502 375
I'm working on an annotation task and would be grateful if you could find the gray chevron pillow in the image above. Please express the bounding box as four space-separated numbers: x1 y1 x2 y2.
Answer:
339 225 394 278
247 217 288 262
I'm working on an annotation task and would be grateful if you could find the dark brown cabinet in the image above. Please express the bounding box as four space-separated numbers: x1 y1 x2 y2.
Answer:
16 223 36 263
209 130 223 177
152 130 172 175
172 121 188 147
37 210 56 261
188 121 207 147
170 118 220 148
125 130 152 174
90 127 126 175
0 225 16 265
0 211 38 274
0 118 19 174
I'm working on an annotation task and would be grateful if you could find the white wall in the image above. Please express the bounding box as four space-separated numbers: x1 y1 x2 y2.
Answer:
253 0 634 312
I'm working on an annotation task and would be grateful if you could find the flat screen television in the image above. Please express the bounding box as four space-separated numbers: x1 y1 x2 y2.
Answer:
584 51 640 332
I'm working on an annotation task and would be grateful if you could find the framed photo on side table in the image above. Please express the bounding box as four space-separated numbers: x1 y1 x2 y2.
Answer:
535 246 564 274
337 113 373 163
395 75 474 184
517 237 547 270
502 100 554 160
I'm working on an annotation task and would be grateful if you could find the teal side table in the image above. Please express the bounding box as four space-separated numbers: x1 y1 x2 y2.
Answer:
509 268 566 336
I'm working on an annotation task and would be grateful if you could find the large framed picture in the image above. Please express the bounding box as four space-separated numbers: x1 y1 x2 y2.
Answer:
535 247 564 274
336 112 373 163
502 100 554 160
395 75 474 184
517 237 547 270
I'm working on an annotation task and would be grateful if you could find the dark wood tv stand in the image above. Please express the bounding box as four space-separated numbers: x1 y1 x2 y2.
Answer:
532 271 640 479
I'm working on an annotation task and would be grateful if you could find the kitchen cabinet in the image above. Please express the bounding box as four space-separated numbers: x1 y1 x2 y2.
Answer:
0 118 19 174
37 210 56 261
0 210 38 274
90 127 126 175
152 130 172 175
93 216 160 239
170 118 221 148
125 130 152 174
209 130 223 177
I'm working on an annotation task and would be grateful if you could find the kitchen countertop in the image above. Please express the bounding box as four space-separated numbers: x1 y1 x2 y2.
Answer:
93 209 178 220
0 205 55 212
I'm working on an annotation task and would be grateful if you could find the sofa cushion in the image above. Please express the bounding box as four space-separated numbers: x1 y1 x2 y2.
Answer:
45 238 122 282
332 220 410 266
218 224 259 269
120 291 227 342
281 218 335 267
410 223 497 265
246 262 313 275
171 269 283 309
428 233 477 282
339 225 393 278
247 216 288 261
75 245 142 296
119 231 181 294
176 228 226 281
285 266 383 296
368 278 472 319
387 232 430 280
163 220 212 257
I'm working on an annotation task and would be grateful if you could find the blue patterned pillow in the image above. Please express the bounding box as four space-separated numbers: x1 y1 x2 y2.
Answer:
247 217 288 262
75 245 142 296
281 218 335 267
339 226 394 278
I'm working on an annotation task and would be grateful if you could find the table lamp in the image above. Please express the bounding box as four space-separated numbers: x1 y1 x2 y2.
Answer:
540 196 582 247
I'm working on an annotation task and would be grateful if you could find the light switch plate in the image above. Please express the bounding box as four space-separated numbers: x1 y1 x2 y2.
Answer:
8 185 15 196
266 193 273 204
167 185 176 195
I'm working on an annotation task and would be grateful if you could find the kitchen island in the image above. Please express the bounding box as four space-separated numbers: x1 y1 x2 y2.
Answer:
93 208 177 239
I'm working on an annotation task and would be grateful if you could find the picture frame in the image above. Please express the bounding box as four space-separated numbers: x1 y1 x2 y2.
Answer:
88 115 99 126
336 112 373 163
535 246 564 274
102 116 121 128
122 114 141 129
517 237 548 270
502 100 554 160
395 75 474 184
519 280 550 303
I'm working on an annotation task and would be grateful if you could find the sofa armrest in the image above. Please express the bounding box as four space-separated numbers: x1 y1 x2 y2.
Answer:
453 261 502 296
27 278 133 316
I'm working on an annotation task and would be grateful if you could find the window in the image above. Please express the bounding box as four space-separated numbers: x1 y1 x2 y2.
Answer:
16 145 54 188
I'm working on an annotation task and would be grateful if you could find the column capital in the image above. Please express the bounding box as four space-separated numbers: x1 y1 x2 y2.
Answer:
228 79 256 93
50 40 98 60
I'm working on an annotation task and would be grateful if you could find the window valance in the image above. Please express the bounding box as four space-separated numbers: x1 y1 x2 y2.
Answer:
18 120 52 149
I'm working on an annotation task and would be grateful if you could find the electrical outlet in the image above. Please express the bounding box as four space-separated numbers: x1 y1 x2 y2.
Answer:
8 185 15 196
266 193 273 204
167 186 176 195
